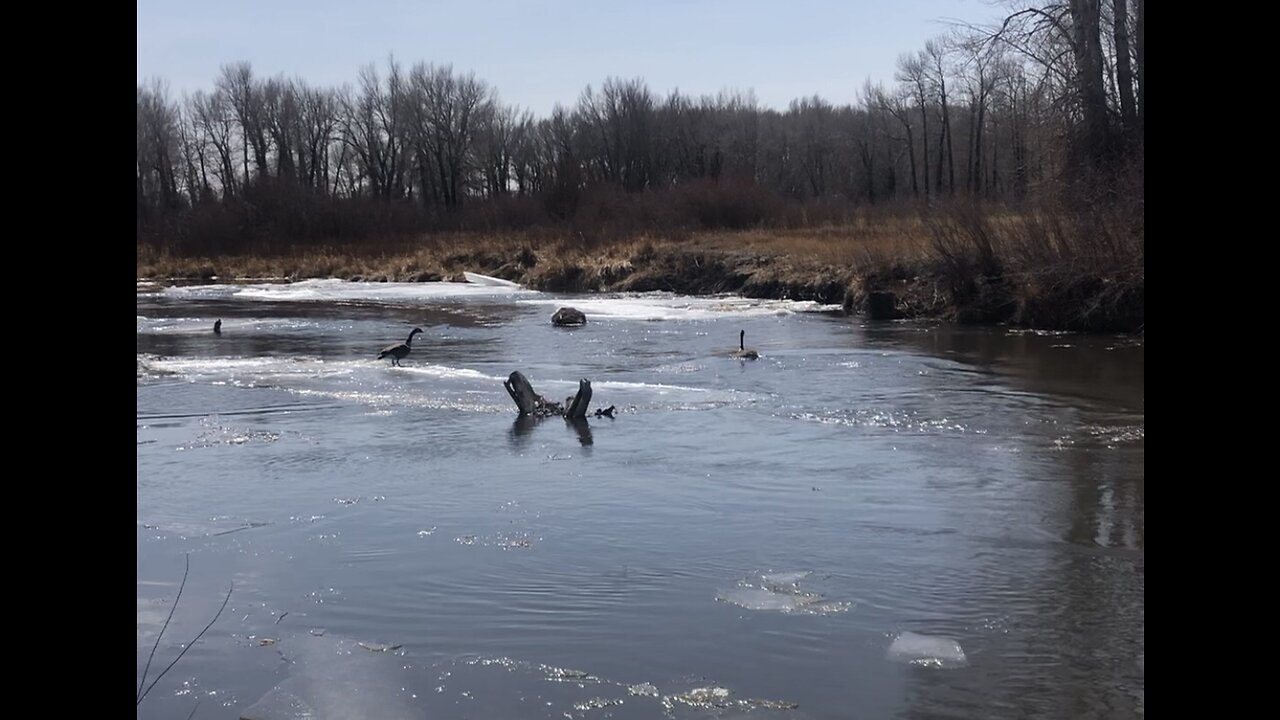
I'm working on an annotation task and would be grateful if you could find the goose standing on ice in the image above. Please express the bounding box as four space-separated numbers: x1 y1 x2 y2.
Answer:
732 330 758 360
379 327 424 367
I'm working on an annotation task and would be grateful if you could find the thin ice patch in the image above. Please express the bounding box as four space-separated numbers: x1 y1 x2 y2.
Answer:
716 571 851 615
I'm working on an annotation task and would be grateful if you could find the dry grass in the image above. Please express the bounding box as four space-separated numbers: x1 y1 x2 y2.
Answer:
137 203 1143 332
694 220 933 268
137 210 940 281
919 201 1143 329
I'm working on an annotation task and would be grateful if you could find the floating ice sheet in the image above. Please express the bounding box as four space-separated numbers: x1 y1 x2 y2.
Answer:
886 631 968 669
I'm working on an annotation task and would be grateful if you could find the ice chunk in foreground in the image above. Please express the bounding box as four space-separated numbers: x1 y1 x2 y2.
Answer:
886 631 968 668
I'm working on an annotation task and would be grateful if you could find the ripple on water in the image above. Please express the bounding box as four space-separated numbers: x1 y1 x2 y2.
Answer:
1054 422 1145 450
432 655 804 718
454 532 536 550
790 409 976 434
176 416 284 450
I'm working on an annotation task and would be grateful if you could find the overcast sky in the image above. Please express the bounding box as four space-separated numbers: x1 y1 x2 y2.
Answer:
137 0 1000 114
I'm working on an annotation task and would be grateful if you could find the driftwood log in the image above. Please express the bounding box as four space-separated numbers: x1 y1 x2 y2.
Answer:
504 371 614 419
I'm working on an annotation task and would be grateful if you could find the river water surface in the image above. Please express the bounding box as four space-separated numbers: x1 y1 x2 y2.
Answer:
136 279 1144 719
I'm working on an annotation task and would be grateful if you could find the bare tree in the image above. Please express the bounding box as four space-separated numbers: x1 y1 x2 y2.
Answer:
190 90 240 199
873 83 919 198
897 52 932 198
218 63 270 184
791 95 834 197
406 63 492 209
342 60 408 199
137 80 182 215
297 83 340 193
175 101 211 205
925 39 956 196
1112 0 1138 144
509 111 544 196
478 102 518 197
262 77 300 180
959 39 1000 195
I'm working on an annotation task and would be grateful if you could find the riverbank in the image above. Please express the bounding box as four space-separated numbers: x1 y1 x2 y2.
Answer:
137 215 1144 332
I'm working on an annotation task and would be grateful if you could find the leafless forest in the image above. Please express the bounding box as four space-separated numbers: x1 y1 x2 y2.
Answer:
137 1 1143 329
138 0 1140 238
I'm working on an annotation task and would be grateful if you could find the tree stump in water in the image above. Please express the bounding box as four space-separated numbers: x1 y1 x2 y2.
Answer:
504 371 558 416
564 379 592 419
504 371 613 419
551 307 587 326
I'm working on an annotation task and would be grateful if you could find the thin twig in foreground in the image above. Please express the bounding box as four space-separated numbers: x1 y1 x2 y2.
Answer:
137 553 189 704
137 581 233 706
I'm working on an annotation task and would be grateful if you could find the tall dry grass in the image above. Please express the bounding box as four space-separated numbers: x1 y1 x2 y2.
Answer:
138 191 1143 331
921 196 1143 330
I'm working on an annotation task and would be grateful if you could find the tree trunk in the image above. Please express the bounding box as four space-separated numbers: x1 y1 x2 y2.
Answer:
1113 0 1138 147
935 117 946 196
941 79 955 196
989 110 998 197
860 141 876 204
904 124 918 197
1135 0 1144 137
918 97 930 198
1069 0 1111 165
966 104 977 193
973 86 987 196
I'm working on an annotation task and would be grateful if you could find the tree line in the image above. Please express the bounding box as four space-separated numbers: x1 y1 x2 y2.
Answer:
137 0 1144 252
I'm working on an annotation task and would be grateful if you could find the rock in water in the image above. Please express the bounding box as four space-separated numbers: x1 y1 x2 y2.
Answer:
551 307 587 326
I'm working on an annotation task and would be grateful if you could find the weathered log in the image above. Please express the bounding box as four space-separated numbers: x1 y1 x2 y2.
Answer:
552 307 587 326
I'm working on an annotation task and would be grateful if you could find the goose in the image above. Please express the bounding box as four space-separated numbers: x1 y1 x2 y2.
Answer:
732 330 758 360
213 319 222 335
378 327 424 366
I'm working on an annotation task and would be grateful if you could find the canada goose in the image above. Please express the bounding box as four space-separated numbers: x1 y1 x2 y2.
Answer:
378 327 424 366
213 319 222 335
732 330 758 360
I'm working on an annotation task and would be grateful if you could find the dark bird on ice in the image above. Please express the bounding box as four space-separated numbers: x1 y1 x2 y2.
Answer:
379 327 424 366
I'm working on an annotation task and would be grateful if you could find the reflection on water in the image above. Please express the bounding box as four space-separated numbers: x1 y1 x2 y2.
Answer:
508 415 601 448
138 282 1143 719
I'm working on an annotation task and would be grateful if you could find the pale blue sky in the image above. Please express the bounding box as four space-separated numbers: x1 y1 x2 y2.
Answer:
136 0 998 113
